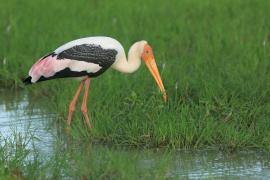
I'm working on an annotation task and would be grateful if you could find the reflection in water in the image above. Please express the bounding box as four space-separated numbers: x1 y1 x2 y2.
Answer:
171 149 270 179
0 90 270 179
0 90 56 157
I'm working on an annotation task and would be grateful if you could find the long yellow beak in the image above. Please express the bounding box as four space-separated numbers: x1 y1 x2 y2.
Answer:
144 58 167 103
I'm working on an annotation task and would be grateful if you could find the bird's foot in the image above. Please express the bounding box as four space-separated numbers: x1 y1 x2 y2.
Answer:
65 125 72 134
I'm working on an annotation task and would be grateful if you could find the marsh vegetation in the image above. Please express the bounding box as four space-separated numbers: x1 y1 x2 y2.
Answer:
1 0 270 178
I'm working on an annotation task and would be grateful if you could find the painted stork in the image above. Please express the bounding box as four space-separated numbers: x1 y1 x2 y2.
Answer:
23 36 167 129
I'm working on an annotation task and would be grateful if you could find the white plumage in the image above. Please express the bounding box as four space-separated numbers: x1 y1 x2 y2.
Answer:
54 36 124 54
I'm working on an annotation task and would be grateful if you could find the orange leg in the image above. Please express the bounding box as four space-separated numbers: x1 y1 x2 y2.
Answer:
67 80 85 126
81 78 93 129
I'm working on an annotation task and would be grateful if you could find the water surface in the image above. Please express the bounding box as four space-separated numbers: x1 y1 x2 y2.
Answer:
0 90 269 179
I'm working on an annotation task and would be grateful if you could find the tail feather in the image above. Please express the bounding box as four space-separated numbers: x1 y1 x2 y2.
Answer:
23 76 32 85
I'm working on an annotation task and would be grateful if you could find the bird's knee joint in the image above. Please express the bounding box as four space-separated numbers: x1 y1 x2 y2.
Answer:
69 105 76 112
81 107 87 114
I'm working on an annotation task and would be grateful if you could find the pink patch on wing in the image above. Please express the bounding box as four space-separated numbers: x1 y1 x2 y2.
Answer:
29 55 59 83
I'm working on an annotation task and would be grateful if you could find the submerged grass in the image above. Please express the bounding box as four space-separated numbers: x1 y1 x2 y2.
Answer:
0 130 44 179
0 125 269 179
0 130 173 179
1 0 270 152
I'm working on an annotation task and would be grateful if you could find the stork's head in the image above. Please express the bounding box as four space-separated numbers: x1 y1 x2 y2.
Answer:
139 41 167 102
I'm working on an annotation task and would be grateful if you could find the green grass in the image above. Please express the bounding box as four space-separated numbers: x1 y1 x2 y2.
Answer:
0 130 174 179
0 128 269 179
1 0 270 153
0 131 43 179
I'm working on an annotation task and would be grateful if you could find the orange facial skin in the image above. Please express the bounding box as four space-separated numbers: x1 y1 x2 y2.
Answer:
142 44 155 62
142 44 167 103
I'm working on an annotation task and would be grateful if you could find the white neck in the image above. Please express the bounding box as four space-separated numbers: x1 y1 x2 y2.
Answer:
111 42 145 73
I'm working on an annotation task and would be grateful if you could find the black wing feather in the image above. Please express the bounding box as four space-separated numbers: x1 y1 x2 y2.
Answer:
57 44 118 69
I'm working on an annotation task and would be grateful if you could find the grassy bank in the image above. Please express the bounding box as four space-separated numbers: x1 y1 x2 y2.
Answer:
1 0 270 152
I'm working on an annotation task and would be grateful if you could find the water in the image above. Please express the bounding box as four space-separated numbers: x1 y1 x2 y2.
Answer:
0 90 56 157
0 90 270 179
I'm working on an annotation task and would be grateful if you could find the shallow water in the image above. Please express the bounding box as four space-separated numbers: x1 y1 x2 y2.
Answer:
0 90 56 157
0 90 270 179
